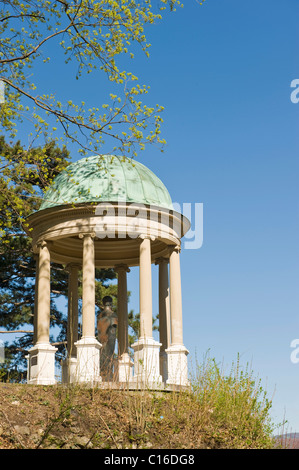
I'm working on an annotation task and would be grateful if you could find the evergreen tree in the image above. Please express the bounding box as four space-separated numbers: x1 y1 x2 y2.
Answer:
0 137 70 379
0 137 119 380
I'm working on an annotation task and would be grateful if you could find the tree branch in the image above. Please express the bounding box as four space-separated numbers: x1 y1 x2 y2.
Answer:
0 21 74 65
0 330 33 334
0 13 45 23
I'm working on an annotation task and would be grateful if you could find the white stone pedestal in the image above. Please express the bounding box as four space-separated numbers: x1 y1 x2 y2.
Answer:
118 353 133 383
27 343 57 385
61 357 78 384
74 337 102 385
166 344 189 387
131 337 162 387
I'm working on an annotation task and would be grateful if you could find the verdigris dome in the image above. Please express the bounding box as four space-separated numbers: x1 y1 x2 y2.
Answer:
39 154 173 211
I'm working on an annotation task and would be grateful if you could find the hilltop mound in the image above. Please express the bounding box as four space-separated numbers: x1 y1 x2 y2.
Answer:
0 382 278 450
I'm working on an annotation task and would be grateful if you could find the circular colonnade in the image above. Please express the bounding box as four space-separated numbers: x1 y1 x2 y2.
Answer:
25 155 190 388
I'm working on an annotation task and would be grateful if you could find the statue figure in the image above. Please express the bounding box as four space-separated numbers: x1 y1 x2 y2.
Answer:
97 296 118 380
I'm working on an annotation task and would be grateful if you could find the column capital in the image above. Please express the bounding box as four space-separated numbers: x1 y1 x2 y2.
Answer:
37 239 53 250
114 263 130 273
33 245 39 254
66 262 81 273
138 233 156 241
155 257 169 265
168 244 181 255
79 231 96 239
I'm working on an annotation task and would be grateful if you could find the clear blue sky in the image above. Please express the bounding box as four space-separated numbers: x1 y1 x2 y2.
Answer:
147 0 298 433
5 0 299 433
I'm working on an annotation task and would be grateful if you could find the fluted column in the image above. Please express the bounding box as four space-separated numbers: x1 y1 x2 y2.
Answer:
81 233 96 338
155 257 170 382
115 264 130 356
139 236 153 338
166 245 189 387
115 264 133 382
33 254 39 346
169 245 183 346
131 235 162 386
36 241 51 344
74 233 101 385
67 263 80 357
27 240 57 385
61 263 80 384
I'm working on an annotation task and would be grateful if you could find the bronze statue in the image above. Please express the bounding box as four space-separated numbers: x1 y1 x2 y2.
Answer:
97 295 118 380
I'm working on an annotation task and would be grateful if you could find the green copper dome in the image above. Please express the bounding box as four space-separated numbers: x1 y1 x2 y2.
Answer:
39 155 173 211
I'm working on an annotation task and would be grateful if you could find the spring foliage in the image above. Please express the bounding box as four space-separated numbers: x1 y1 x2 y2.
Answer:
0 0 185 156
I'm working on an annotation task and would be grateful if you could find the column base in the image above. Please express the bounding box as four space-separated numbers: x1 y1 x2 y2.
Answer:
117 353 133 383
131 337 162 387
74 337 102 385
61 357 78 384
166 344 190 387
27 343 57 385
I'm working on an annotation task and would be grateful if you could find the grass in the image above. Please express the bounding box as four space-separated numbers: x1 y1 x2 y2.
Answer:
188 353 277 448
0 353 282 449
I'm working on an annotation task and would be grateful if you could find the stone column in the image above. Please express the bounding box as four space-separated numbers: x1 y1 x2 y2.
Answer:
166 245 189 387
115 264 133 382
155 257 170 383
169 245 183 346
81 233 96 338
62 263 80 384
75 233 102 384
139 236 153 338
33 254 39 346
36 241 51 344
67 264 79 358
27 241 57 385
132 236 162 386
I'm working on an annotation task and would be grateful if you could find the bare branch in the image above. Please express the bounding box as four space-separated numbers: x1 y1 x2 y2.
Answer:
0 13 45 23
0 330 33 334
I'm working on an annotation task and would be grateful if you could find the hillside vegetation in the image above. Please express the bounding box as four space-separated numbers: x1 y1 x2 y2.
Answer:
0 356 281 449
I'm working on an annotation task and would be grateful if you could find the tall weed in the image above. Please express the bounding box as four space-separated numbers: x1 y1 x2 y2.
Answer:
190 353 276 447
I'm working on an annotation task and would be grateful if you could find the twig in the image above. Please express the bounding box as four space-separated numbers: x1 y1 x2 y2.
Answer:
51 341 67 346
0 409 25 449
98 413 120 449
35 404 72 449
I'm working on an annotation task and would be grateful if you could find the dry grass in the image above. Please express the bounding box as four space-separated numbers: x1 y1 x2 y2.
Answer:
0 355 281 449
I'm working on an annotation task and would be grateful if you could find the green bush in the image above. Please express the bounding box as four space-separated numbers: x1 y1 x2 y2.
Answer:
190 353 276 448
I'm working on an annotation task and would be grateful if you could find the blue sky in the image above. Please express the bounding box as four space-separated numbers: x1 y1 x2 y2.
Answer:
130 0 299 433
126 0 299 433
2 0 299 433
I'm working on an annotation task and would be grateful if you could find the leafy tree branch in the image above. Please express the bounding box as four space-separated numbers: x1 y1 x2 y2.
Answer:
0 0 186 156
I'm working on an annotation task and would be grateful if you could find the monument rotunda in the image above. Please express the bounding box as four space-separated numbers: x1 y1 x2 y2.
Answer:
25 155 190 388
